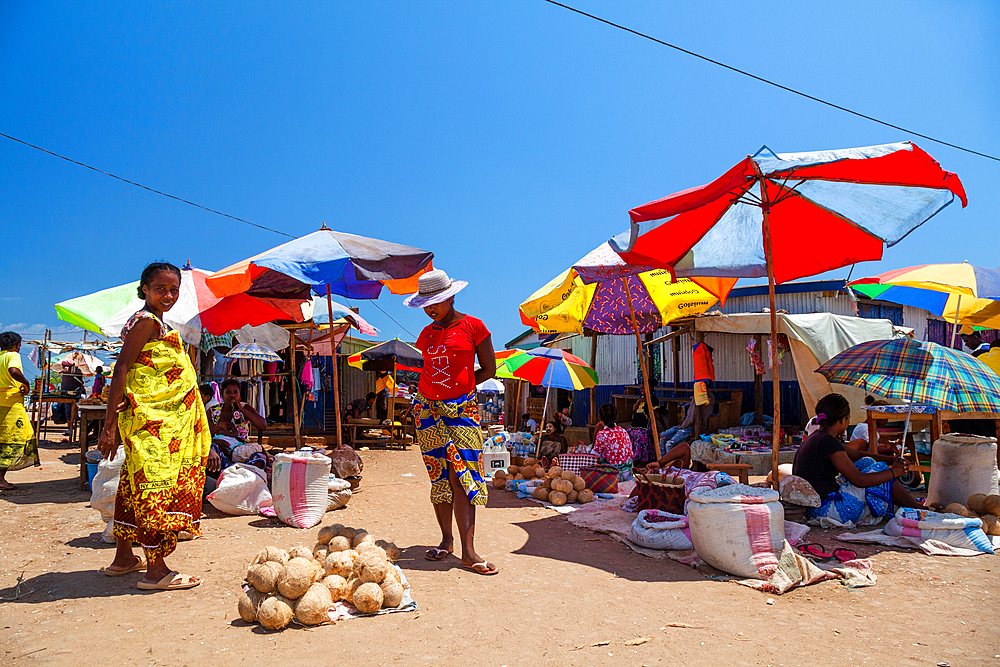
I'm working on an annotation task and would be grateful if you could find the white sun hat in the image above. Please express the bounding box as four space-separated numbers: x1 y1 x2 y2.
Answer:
402 269 468 308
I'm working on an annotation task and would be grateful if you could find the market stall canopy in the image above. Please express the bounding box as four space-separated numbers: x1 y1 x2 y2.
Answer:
56 266 310 345
519 241 736 335
205 226 434 300
689 312 910 423
816 338 1000 412
347 339 423 372
310 298 379 336
613 142 967 284
49 350 105 375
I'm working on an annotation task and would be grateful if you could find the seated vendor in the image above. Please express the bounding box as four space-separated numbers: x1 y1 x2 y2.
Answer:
626 412 656 466
593 403 634 481
794 393 924 524
659 391 714 449
345 392 377 421
206 379 269 472
846 396 893 454
519 413 537 433
537 420 568 462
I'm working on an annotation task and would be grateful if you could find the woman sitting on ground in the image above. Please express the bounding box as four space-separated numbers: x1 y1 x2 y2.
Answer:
537 420 568 463
592 403 634 481
207 379 268 470
793 392 924 524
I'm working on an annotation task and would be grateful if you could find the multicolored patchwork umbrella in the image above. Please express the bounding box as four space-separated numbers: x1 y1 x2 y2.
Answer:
519 241 736 335
815 338 1000 412
500 347 597 391
226 342 282 363
206 224 434 300
850 263 1000 343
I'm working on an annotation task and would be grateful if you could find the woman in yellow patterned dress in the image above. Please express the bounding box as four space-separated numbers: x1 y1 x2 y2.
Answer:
0 332 40 490
97 263 211 590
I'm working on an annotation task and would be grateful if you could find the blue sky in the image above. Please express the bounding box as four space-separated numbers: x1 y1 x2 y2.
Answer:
2 1 997 361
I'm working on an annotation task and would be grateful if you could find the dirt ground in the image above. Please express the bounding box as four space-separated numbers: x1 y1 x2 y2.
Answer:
1 435 998 666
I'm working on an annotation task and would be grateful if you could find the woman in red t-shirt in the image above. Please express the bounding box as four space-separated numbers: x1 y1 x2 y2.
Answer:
405 269 498 575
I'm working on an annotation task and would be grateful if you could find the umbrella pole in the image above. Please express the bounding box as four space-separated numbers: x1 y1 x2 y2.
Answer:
949 295 962 349
535 375 552 459
327 285 343 446
622 277 662 459
514 379 523 431
762 196 781 490
391 360 397 438
290 331 302 449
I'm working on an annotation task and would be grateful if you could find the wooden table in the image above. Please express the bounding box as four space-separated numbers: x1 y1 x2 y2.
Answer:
32 393 79 445
343 419 409 449
866 407 1000 475
77 404 107 490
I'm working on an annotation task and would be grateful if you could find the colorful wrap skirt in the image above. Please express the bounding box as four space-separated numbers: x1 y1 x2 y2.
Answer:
806 457 895 525
0 397 40 472
414 390 488 506
113 329 211 561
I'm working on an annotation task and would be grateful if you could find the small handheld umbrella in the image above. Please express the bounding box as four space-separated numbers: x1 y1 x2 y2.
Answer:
815 337 1000 466
611 141 966 485
850 262 1000 347
498 348 598 457
477 378 505 394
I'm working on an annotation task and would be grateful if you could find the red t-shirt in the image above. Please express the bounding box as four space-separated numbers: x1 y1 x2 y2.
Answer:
416 315 490 401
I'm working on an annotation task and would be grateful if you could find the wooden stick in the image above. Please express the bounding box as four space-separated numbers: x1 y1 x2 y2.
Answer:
623 277 662 459
589 333 598 426
289 330 301 449
758 169 781 490
754 334 764 425
327 285 343 446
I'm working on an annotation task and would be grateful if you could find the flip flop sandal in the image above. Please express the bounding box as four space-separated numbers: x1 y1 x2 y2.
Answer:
137 573 201 591
797 543 835 559
424 548 453 561
462 561 499 576
100 557 147 577
832 548 858 563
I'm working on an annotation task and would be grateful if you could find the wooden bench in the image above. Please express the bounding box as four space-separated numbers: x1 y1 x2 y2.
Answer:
706 462 752 485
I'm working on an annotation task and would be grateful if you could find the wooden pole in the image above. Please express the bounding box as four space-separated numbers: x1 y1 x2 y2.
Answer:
754 334 764 425
759 174 781 490
289 331 302 449
327 285 343 446
589 333 598 426
299 323 315 433
672 325 681 390
514 379 523 431
949 295 962 349
535 378 552 458
623 278 662 459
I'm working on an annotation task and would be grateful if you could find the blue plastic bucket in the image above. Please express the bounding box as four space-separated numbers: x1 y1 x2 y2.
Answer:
87 462 100 491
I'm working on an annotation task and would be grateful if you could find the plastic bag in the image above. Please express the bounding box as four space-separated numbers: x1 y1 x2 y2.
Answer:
208 464 273 515
327 475 352 511
89 445 125 543
627 509 693 550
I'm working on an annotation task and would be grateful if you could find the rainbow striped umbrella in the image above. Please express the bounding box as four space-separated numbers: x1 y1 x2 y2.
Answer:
500 347 597 391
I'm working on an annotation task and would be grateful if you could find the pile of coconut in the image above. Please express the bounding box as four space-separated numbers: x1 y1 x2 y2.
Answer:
492 461 595 506
237 524 405 630
939 493 1000 535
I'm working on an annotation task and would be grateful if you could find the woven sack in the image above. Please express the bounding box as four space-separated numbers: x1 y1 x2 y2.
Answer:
632 472 685 514
580 463 619 494
627 509 693 550
926 434 999 507
271 452 333 529
687 484 784 579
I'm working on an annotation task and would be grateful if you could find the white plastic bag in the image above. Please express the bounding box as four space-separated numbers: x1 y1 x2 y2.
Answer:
272 451 332 528
89 446 125 543
687 484 785 579
207 464 273 516
627 510 693 550
327 475 353 511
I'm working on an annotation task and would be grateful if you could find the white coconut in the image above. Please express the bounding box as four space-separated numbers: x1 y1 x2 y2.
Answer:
355 543 388 561
354 551 389 583
375 540 400 562
343 577 362 604
327 536 351 553
237 588 268 623
257 595 294 630
276 558 316 599
324 551 355 578
253 546 289 565
321 574 349 602
287 545 313 560
247 561 283 594
352 582 383 613
294 583 333 625
313 543 329 560
380 580 404 608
